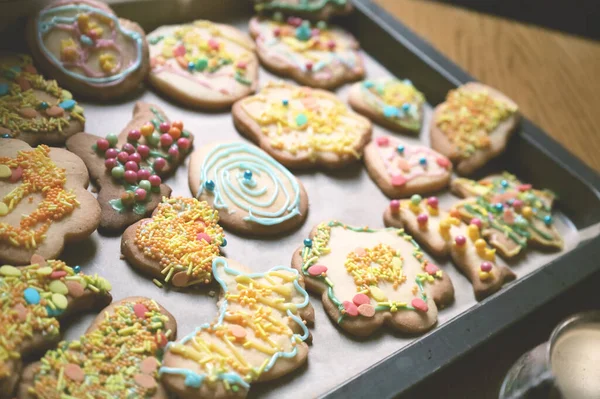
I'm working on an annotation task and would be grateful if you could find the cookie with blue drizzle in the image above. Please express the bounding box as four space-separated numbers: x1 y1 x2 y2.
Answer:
26 0 149 100
160 257 314 399
253 0 353 21
189 141 309 236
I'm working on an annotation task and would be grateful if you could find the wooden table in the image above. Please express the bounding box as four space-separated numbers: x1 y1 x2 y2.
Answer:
372 1 600 398
376 0 600 173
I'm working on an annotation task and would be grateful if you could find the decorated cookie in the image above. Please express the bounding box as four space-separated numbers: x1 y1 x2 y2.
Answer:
450 173 563 257
26 0 149 100
160 257 313 398
364 135 452 198
384 195 516 300
0 256 111 398
147 20 259 109
291 221 454 337
66 102 193 232
0 139 100 265
122 197 226 287
430 82 519 175
18 297 176 399
233 81 372 169
348 78 425 134
189 141 309 235
0 54 84 145
253 0 353 20
249 16 364 89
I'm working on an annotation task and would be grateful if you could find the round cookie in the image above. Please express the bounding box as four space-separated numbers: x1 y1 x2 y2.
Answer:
364 135 452 198
189 141 309 236
253 0 353 21
430 82 520 175
0 139 100 265
348 78 425 134
249 16 364 89
0 54 84 145
147 20 259 109
232 81 372 169
26 0 149 100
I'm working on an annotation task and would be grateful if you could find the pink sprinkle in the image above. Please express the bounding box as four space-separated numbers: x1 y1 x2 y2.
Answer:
389 199 400 212
352 293 370 306
480 261 493 272
273 27 281 36
391 175 407 187
173 45 186 57
133 303 149 319
411 298 429 312
307 264 327 276
197 232 212 243
208 38 219 50
236 61 247 69
376 136 390 147
470 218 482 228
425 263 439 275
503 209 515 224
9 166 23 183
436 157 451 169
327 40 336 50
343 301 359 317
512 199 524 210
354 247 366 257
518 184 532 192
427 196 439 209
50 271 67 279
417 213 429 225
455 235 466 246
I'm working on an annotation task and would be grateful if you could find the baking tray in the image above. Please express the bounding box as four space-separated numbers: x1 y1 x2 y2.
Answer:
5 0 600 398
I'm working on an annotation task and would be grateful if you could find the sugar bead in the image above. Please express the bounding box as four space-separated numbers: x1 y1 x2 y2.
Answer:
128 152 142 164
111 165 125 179
104 158 117 170
544 215 553 225
117 151 129 163
159 122 170 133
135 188 147 201
410 194 422 206
105 148 118 159
427 196 439 209
417 213 428 225
389 199 400 213
124 170 138 183
96 139 109 152
480 261 493 272
177 137 191 151
168 145 180 158
122 143 135 154
304 238 312 247
149 175 161 187
128 129 141 141
138 180 151 192
137 144 150 158
141 123 154 136
455 235 466 246
153 157 167 172
243 170 253 180
470 218 482 228
125 161 139 171
204 179 215 191
106 134 118 146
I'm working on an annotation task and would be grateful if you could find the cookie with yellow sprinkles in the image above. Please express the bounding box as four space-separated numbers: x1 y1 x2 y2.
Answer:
291 221 454 337
18 296 177 399
233 81 372 169
0 139 100 265
121 197 226 288
0 255 112 398
0 54 84 146
430 82 519 175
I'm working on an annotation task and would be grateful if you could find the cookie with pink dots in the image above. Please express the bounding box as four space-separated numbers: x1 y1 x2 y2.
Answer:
66 102 193 232
364 136 452 199
26 0 149 100
383 195 516 300
291 221 454 337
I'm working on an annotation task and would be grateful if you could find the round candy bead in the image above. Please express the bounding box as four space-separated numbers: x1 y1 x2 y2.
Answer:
419 157 427 166
204 179 215 191
470 218 482 228
122 143 135 154
148 132 160 146
410 194 422 206
501 179 509 188
128 152 142 164
137 169 151 181
137 144 150 159
397 145 405 154
282 99 289 106
176 137 191 150
104 158 118 170
153 157 167 172
141 123 154 136
168 127 181 139
105 148 118 159
138 179 152 192
149 174 161 187
73 265 81 274
389 199 400 212
327 40 336 50
221 238 227 247
494 203 504 212
124 170 138 183
117 151 129 163
128 129 141 141
125 161 139 171
111 166 125 179
121 191 135 205
160 134 173 148
455 235 466 246
168 145 180 158
427 196 439 209
544 215 553 225
417 213 428 224
135 188 147 201
304 238 312 247
480 261 493 272
96 138 109 151
159 122 170 133
106 134 118 146
1 133 11 139
172 121 184 130
243 170 253 180
512 199 524 210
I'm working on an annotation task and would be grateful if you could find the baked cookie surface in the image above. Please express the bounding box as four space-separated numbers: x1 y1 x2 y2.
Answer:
253 0 353 20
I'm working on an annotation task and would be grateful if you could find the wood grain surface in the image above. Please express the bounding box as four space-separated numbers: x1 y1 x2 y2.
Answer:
375 0 600 173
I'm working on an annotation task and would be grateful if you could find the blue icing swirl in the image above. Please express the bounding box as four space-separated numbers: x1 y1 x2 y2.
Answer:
159 257 310 390
198 142 302 226
36 4 143 84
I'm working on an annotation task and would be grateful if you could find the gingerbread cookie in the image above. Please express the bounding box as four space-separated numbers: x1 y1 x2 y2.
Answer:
147 20 259 109
233 81 372 169
291 221 454 337
189 141 309 235
451 173 563 257
0 139 100 265
384 195 516 300
0 256 111 398
66 102 193 232
122 197 226 287
27 0 149 100
249 16 364 89
430 82 519 175
0 54 84 145
348 78 425 134
160 257 313 398
364 136 452 199
253 1 353 20
18 297 176 399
